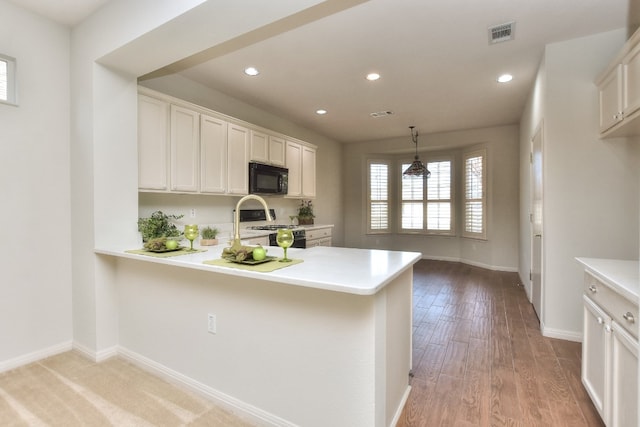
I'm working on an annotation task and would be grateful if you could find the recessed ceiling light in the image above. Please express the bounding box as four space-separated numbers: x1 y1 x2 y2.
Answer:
497 74 513 83
366 73 381 81
244 67 260 76
316 109 327 115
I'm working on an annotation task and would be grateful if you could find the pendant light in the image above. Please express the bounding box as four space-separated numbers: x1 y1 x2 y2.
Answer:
402 126 430 178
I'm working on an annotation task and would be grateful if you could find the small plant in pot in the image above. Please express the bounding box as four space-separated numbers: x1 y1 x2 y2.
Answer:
137 210 184 242
200 226 219 246
297 199 315 225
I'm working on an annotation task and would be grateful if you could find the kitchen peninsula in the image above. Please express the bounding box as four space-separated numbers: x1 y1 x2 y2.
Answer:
97 244 421 427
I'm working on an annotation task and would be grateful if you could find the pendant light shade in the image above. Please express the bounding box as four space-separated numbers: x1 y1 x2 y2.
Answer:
403 126 430 178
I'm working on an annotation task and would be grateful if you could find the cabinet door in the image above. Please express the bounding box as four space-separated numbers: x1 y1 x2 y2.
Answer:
286 140 302 197
138 95 169 190
301 145 316 198
269 135 286 166
599 64 623 133
200 114 227 194
227 123 249 195
623 43 640 118
582 295 610 422
611 321 638 427
170 105 199 192
250 130 269 164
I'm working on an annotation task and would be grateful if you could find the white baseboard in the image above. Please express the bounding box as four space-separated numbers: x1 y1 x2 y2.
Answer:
72 342 119 362
0 341 73 374
390 385 411 427
421 255 519 273
118 346 295 427
541 323 582 343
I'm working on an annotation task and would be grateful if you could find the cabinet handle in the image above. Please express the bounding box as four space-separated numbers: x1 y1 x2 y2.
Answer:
623 312 635 323
588 285 597 293
597 316 604 325
604 324 612 333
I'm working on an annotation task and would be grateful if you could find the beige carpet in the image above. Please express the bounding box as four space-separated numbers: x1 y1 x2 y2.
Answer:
0 351 255 426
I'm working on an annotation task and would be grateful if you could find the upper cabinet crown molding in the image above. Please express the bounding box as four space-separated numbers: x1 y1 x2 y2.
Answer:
596 27 640 138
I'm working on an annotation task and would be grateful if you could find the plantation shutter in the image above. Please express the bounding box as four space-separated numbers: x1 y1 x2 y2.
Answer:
401 163 423 230
0 59 7 101
369 161 389 231
464 150 486 239
426 160 452 232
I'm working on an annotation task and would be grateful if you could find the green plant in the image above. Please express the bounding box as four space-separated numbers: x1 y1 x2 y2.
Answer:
137 210 184 242
201 226 219 239
297 199 315 218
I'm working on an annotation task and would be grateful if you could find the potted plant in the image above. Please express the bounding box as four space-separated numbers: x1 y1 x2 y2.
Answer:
200 226 220 246
297 199 315 225
137 210 184 242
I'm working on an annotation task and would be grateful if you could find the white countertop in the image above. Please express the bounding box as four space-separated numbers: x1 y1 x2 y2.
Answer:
96 243 421 296
576 257 639 303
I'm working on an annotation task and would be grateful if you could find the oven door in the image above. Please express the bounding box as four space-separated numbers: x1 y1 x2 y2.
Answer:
269 231 306 248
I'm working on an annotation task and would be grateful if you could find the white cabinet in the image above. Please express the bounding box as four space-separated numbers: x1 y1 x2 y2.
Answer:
306 226 332 247
170 105 199 192
582 272 638 427
138 95 169 191
250 131 285 167
302 145 316 197
227 123 249 195
598 65 623 134
597 27 640 138
286 140 316 198
200 114 227 194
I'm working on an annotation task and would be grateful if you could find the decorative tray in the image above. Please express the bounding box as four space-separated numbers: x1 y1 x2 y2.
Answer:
230 255 277 265
146 246 185 253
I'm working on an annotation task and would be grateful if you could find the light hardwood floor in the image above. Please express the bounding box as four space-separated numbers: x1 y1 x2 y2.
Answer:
398 260 603 427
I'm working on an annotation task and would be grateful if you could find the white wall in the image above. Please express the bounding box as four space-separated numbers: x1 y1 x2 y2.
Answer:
343 125 520 271
0 1 72 368
519 28 640 339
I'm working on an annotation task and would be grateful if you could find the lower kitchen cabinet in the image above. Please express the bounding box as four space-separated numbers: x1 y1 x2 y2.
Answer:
306 226 332 247
582 272 638 427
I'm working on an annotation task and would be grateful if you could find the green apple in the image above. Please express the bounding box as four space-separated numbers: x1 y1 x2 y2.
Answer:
165 239 179 250
252 246 267 261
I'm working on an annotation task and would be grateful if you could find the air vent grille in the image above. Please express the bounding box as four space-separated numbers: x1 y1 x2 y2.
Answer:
488 21 515 44
370 110 394 118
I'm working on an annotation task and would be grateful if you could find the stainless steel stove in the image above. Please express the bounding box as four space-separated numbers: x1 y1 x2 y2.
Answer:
239 209 306 247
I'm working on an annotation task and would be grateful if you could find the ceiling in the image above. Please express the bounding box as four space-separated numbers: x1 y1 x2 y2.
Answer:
10 0 632 144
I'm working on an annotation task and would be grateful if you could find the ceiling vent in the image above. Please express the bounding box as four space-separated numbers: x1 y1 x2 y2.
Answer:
488 21 515 44
369 110 394 118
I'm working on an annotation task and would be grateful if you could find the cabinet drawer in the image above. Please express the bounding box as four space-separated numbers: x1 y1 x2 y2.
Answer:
585 273 638 339
306 228 331 240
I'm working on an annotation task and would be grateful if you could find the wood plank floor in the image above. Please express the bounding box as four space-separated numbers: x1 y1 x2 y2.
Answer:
397 260 604 427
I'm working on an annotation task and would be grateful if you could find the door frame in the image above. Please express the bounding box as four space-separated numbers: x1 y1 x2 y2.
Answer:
530 121 544 324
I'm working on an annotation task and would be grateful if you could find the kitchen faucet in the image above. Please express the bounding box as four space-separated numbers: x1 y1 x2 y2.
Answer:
233 194 273 245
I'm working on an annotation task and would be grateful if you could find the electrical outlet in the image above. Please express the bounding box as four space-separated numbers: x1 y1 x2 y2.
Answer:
207 313 216 334
190 208 196 218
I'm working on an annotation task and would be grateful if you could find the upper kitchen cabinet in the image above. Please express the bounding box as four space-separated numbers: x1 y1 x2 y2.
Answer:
200 114 227 194
137 87 316 197
286 139 316 198
597 28 640 138
138 95 169 191
250 130 286 167
227 123 250 195
170 105 200 192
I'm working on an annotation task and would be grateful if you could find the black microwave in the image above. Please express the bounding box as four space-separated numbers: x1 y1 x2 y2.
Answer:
249 162 289 195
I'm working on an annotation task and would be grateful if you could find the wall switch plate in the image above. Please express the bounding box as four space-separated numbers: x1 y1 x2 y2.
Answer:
190 208 196 218
207 313 216 334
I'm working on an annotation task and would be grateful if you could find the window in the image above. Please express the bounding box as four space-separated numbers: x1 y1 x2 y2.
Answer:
400 158 453 234
368 160 390 233
463 149 486 239
0 54 17 105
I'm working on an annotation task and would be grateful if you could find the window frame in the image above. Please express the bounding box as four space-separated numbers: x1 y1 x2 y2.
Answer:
462 148 487 240
367 159 391 234
397 155 455 236
0 54 17 106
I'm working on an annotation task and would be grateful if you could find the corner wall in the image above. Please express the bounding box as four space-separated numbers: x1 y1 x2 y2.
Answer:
0 0 73 368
